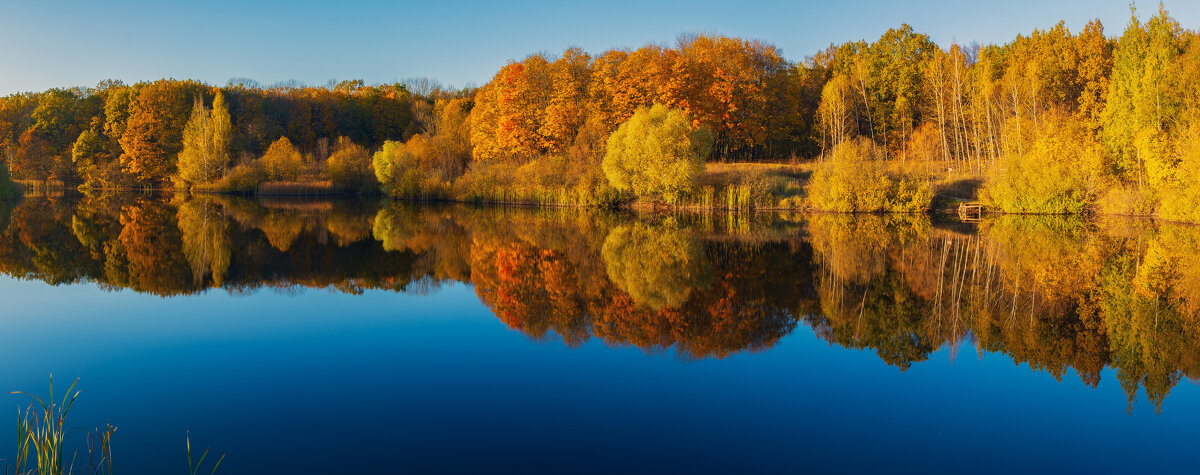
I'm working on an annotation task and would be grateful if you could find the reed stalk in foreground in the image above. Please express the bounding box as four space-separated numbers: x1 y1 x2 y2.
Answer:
8 378 221 475
8 376 115 475
186 432 224 475
10 374 78 475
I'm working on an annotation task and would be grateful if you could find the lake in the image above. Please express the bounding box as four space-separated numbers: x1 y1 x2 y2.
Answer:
1 194 1199 473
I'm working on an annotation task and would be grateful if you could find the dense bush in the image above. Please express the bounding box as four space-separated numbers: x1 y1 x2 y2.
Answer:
808 137 933 212
602 104 713 202
326 137 375 192
1097 186 1156 217
205 159 267 193
373 139 429 197
454 156 621 206
261 137 304 181
981 112 1102 214
1154 122 1200 222
371 98 475 200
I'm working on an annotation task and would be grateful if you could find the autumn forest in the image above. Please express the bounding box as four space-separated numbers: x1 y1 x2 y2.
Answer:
12 2 1200 472
1 6 1199 221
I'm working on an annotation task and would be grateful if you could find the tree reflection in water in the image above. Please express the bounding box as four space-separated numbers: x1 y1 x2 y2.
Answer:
1 193 1199 410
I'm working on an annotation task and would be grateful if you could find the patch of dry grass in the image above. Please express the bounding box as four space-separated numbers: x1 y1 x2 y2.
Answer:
698 162 812 189
257 180 337 196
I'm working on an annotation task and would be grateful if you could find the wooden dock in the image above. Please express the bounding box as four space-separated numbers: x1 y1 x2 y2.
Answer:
957 202 984 222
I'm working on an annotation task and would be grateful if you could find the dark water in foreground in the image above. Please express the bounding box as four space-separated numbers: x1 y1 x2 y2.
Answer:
1 194 1199 473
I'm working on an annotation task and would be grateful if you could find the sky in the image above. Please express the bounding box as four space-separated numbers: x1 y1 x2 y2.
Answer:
1 0 1198 95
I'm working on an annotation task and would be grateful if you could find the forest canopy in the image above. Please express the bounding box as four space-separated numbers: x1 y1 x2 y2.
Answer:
3 6 1200 221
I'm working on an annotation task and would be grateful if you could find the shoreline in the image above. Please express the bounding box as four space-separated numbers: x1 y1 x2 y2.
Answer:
8 186 1184 224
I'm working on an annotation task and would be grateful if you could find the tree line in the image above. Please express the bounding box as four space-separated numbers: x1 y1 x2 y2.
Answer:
3 6 1200 220
0 79 457 189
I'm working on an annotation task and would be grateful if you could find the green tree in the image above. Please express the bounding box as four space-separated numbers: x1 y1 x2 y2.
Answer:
601 104 712 201
30 89 82 156
1101 5 1185 184
210 91 232 172
103 84 134 141
373 139 426 196
71 117 119 190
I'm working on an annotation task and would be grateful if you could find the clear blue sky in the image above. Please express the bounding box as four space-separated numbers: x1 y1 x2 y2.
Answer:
1 0 1197 95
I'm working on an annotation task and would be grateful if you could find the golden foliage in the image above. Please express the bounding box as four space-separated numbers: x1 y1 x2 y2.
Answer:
981 110 1104 214
261 136 303 182
601 104 712 201
325 137 373 191
809 137 933 212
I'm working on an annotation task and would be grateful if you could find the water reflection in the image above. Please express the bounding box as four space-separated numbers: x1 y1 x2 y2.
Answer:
2 194 1200 410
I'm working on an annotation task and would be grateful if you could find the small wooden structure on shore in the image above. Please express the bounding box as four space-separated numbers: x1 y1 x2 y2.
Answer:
957 202 984 222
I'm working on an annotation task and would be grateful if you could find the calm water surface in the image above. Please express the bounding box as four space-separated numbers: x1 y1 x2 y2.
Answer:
1 194 1199 473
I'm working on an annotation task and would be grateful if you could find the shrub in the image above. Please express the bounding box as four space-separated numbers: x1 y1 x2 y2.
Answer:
981 110 1103 214
602 104 713 202
1098 186 1157 217
325 137 375 191
373 139 431 197
205 159 266 193
261 137 303 181
453 157 622 207
808 137 933 212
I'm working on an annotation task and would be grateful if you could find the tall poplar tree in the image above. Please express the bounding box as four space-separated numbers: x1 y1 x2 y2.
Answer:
177 91 231 186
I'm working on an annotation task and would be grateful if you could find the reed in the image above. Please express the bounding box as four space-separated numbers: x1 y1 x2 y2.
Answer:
186 433 224 475
10 375 79 475
86 423 116 475
256 180 337 196
7 377 224 475
8 376 116 475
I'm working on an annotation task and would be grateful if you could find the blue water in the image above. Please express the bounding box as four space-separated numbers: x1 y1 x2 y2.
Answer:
2 274 1197 474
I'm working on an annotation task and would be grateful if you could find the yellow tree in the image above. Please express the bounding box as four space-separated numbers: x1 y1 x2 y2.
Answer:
177 91 232 186
817 74 855 152
261 136 303 181
325 136 373 190
1075 19 1112 132
602 104 713 201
